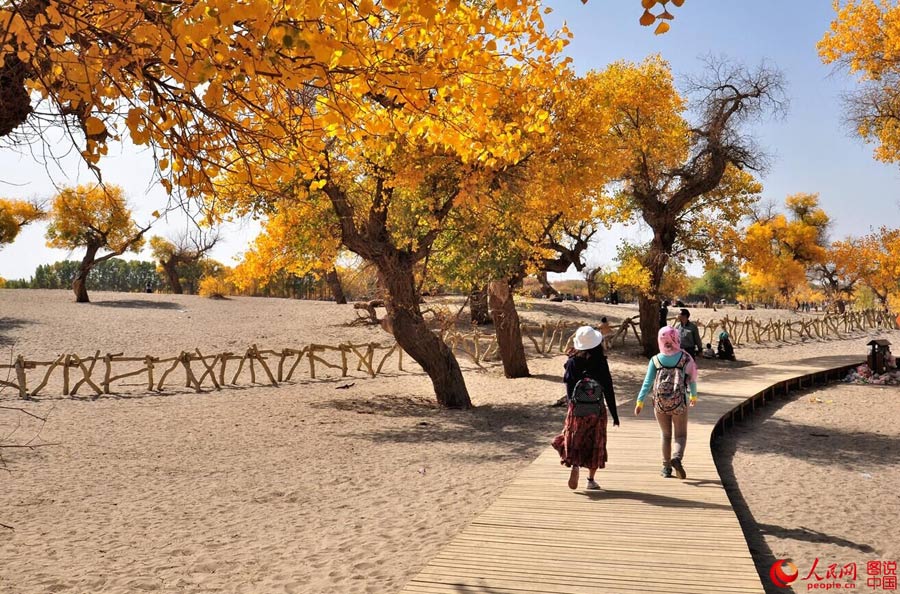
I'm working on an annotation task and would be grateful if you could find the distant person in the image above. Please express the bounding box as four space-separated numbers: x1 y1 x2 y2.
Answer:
702 343 715 359
717 331 736 361
598 317 613 342
634 327 698 479
674 309 702 358
659 299 670 328
610 289 620 305
145 281 153 294
552 326 620 491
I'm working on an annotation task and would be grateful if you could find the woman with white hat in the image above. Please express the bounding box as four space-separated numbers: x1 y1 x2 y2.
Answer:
551 325 620 490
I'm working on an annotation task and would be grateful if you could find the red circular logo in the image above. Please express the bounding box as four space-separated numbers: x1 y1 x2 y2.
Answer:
769 559 799 588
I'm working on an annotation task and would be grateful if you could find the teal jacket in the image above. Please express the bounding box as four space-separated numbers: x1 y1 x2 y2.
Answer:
636 351 698 404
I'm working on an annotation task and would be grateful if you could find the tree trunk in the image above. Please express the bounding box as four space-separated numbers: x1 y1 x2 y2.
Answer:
378 253 471 408
73 245 99 303
325 267 347 304
639 241 669 356
488 279 530 378
469 285 492 325
638 294 661 357
162 261 183 294
536 271 558 298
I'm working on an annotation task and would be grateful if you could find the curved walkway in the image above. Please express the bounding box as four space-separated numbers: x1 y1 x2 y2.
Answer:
399 355 862 594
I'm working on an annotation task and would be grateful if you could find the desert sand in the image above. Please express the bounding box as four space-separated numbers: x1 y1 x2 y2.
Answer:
1 289 897 593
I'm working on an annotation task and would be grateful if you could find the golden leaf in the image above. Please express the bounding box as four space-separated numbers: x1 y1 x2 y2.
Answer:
84 116 106 136
654 21 670 34
640 10 656 26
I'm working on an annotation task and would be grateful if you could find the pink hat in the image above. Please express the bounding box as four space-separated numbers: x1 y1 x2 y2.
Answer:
658 326 681 356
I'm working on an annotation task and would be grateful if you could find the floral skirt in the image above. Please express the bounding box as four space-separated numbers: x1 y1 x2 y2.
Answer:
551 406 608 470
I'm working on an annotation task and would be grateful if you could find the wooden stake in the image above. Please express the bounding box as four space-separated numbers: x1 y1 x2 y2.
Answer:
30 354 65 396
103 353 113 394
14 355 27 399
194 349 221 390
146 356 155 391
63 355 70 396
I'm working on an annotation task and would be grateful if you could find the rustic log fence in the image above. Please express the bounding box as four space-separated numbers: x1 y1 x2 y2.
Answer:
0 342 405 400
694 309 898 346
440 309 897 364
1 310 894 399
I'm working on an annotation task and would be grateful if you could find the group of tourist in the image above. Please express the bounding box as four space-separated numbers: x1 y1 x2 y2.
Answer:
553 308 729 490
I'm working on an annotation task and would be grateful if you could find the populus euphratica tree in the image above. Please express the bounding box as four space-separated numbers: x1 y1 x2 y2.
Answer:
425 69 629 378
45 185 152 302
601 56 780 355
149 230 219 294
736 193 830 308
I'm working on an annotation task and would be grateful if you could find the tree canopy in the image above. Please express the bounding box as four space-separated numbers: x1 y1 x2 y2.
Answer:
45 184 151 301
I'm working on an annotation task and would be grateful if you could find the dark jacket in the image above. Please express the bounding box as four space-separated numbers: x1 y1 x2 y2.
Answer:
717 337 735 360
563 346 619 425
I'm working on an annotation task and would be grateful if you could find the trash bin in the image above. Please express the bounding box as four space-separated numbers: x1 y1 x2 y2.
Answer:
867 339 892 374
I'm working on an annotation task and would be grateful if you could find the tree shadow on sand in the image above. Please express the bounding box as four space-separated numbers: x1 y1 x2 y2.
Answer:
714 446 878 594
318 396 562 461
0 317 33 348
710 377 900 469
92 299 183 310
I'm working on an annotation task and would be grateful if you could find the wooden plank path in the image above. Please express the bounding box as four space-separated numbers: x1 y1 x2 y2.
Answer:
400 355 862 594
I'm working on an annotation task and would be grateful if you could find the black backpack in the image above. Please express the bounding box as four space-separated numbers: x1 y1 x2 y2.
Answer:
570 376 605 417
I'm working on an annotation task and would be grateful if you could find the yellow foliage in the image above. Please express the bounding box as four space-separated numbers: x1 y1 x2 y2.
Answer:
0 198 45 246
737 194 831 302
198 275 235 299
1 0 573 196
855 227 900 307
819 0 900 163
611 254 652 295
45 184 144 254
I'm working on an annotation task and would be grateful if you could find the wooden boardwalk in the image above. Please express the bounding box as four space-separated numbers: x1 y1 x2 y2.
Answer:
399 355 862 594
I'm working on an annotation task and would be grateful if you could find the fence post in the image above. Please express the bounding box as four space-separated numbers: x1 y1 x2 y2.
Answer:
14 355 27 399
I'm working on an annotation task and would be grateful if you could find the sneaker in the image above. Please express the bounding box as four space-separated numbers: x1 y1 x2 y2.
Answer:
586 478 601 490
661 463 673 478
671 457 687 479
568 465 580 490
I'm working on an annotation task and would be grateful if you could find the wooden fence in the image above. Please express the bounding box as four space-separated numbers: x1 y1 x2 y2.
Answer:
0 343 405 400
441 309 898 364
696 309 898 346
1 310 894 399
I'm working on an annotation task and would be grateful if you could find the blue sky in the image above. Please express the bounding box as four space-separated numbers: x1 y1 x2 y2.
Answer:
1 1 898 281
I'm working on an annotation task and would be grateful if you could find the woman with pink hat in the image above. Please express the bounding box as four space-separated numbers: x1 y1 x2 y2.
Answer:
552 325 620 491
634 326 699 479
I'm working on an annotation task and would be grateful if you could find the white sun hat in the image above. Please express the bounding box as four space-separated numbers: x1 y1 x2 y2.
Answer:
573 326 603 351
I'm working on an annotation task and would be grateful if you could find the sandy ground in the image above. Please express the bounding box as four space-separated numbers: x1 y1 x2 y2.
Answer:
0 289 898 593
715 382 900 594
